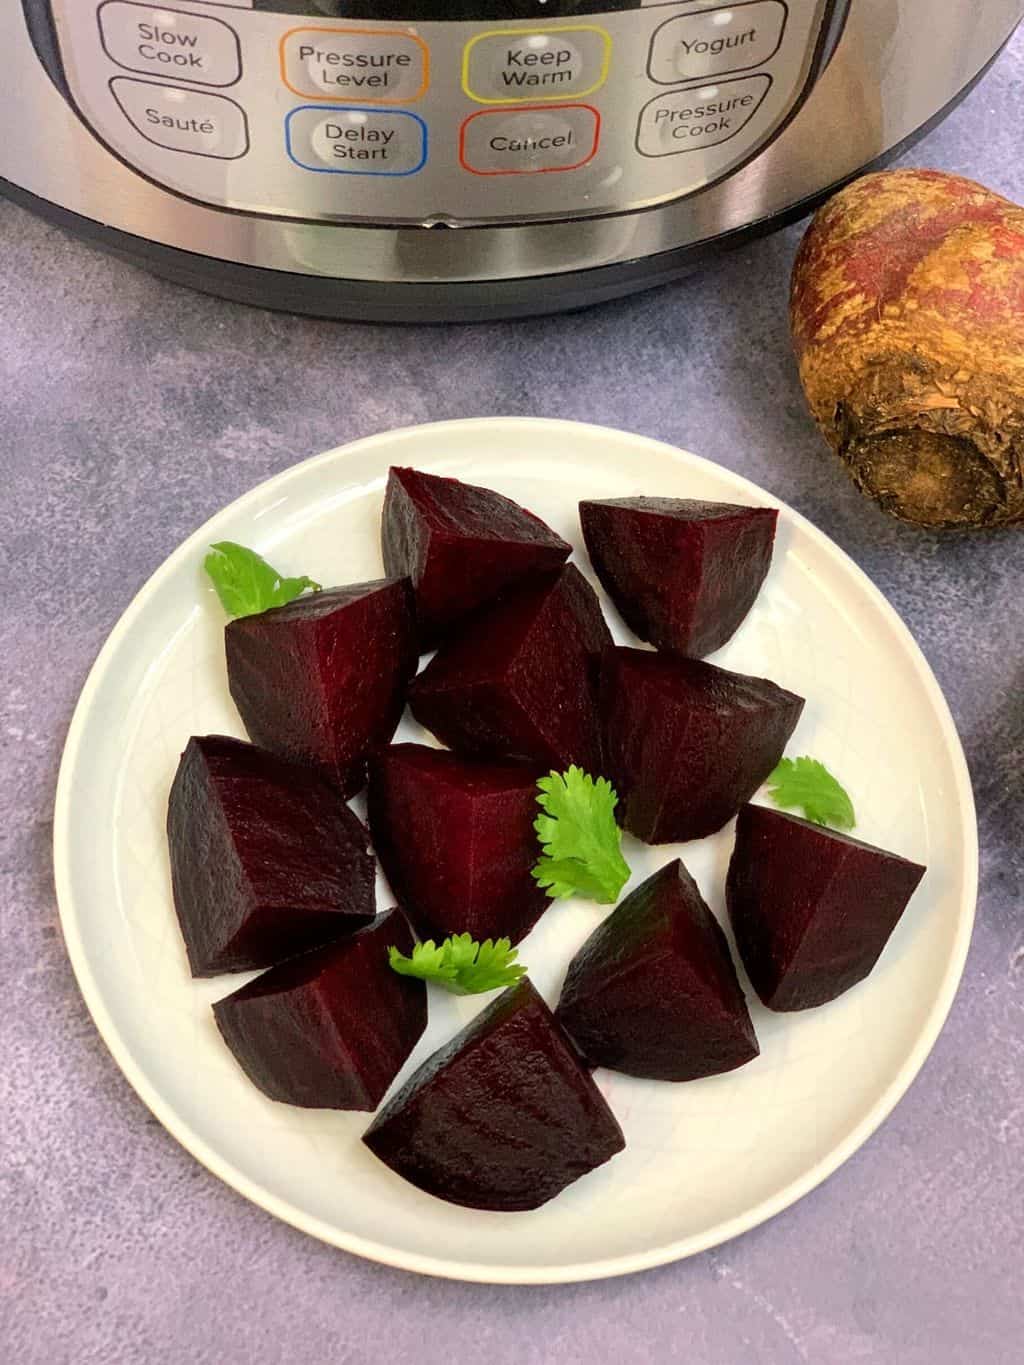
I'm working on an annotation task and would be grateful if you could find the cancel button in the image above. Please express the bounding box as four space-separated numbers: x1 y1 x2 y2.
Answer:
460 105 600 175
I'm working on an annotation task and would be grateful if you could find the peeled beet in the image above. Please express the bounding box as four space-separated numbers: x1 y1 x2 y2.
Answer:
580 496 777 658
556 860 758 1081
362 978 625 1211
213 909 426 1109
167 735 375 977
368 744 548 945
600 647 804 843
409 565 611 772
382 466 571 646
727 803 926 1010
225 578 416 797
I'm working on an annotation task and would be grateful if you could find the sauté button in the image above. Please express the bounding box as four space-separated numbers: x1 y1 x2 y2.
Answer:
285 106 427 176
463 27 611 103
460 105 599 175
648 1 786 85
636 75 771 157
280 28 428 103
110 77 248 157
98 2 242 87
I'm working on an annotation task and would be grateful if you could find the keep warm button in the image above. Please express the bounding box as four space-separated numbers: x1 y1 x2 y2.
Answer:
463 27 610 103
460 105 600 175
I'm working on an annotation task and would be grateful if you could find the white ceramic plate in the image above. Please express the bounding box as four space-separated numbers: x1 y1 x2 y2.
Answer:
54 418 976 1284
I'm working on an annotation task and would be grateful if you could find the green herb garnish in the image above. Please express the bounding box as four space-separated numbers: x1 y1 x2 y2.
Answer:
532 766 631 905
389 934 527 995
203 541 321 618
766 756 856 830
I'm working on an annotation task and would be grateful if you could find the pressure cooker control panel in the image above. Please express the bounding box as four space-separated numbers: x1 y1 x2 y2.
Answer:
48 0 837 225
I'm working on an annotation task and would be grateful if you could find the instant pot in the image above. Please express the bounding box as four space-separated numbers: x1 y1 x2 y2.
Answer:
4 1 1021 320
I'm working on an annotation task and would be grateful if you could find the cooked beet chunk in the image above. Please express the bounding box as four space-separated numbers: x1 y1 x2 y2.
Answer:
600 647 804 843
727 804 926 1011
580 497 777 658
167 735 375 977
556 860 758 1081
368 744 548 945
213 910 425 1109
382 466 571 647
408 565 610 772
362 978 625 1211
225 578 416 797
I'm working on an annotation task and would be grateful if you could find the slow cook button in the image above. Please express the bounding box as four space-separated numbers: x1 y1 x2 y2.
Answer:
463 27 611 103
286 107 427 176
648 1 786 85
98 1 242 86
280 28 429 103
110 77 249 157
460 105 600 175
636 75 771 157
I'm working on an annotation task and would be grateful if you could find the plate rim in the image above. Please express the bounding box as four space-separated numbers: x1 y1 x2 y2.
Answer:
52 417 978 1285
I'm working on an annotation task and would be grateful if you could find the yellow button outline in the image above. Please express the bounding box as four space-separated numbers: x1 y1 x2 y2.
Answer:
462 26 611 105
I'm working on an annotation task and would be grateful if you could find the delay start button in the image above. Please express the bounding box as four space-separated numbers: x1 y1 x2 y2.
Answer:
636 75 771 157
463 27 611 103
286 106 427 176
98 1 241 87
460 105 600 175
280 28 429 103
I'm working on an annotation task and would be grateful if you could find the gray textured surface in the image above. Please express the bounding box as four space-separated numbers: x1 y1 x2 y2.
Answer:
2 30 1023 1365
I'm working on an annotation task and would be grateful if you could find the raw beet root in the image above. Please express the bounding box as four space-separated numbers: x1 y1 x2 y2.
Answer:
727 804 926 1010
167 735 375 977
408 565 611 772
580 497 777 658
368 744 548 945
556 859 758 1081
382 466 571 646
213 909 426 1109
600 647 804 843
362 978 625 1211
225 578 416 797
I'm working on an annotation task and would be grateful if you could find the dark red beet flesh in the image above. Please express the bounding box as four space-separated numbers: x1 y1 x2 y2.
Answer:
408 565 610 772
600 647 804 843
213 910 426 1109
167 735 375 977
362 978 625 1211
556 860 758 1081
225 578 416 798
382 466 571 647
368 744 548 945
580 497 777 658
726 804 926 1010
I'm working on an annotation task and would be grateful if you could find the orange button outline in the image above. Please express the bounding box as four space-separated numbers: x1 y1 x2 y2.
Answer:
459 103 601 176
280 26 430 104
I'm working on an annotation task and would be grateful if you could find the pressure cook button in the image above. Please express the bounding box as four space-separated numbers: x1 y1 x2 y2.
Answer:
463 27 611 103
648 1 786 85
285 107 427 176
110 77 248 157
98 2 241 87
459 105 599 175
280 28 429 103
636 75 771 157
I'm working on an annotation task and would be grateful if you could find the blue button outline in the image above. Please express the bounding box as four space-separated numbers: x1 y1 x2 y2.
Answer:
285 105 428 177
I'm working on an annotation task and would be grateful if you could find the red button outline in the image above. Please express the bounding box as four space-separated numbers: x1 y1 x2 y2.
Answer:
459 103 600 175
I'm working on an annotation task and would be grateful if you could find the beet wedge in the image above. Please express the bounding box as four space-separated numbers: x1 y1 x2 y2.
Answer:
556 860 758 1081
368 744 548 945
362 978 625 1211
213 910 426 1109
408 565 610 772
382 466 571 647
600 647 804 843
580 497 777 658
167 735 375 977
727 804 926 1011
225 578 416 797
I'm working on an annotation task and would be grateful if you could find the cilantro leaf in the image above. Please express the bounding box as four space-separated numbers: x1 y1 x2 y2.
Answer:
204 541 321 618
765 756 856 830
532 767 630 905
389 934 527 996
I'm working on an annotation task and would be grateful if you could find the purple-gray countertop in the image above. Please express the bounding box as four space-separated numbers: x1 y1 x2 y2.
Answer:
2 29 1023 1365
